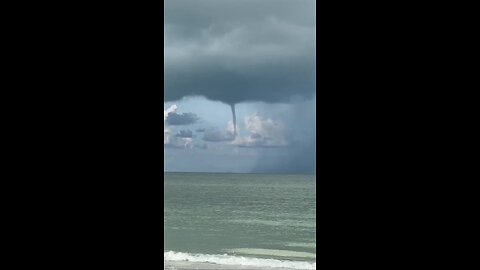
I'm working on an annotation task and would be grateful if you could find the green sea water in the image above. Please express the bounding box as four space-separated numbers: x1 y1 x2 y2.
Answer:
164 172 316 269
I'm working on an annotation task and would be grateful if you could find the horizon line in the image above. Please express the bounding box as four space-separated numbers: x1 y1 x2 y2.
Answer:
164 171 316 175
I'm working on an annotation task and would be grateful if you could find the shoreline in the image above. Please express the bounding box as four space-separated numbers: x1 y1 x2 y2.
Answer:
164 260 314 270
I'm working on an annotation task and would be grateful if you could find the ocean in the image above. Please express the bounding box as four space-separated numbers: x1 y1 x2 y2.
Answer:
164 172 316 270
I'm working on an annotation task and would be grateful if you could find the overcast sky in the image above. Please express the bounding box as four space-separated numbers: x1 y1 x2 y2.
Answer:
164 0 316 174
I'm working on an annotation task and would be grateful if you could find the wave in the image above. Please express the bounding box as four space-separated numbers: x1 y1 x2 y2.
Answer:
285 242 316 249
164 251 316 270
226 248 316 259
228 219 316 228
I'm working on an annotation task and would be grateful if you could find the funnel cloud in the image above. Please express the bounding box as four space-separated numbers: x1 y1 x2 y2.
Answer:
230 104 237 137
164 0 316 174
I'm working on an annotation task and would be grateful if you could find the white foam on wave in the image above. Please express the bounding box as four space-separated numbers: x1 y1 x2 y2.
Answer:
227 248 316 259
164 251 316 270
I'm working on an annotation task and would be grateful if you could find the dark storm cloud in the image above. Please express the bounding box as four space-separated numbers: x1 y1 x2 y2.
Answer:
196 128 206 133
164 0 316 104
165 112 199 126
175 129 194 138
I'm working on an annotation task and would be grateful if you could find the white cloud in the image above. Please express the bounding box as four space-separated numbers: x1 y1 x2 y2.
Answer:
164 104 178 120
164 126 194 149
232 113 288 148
164 104 195 149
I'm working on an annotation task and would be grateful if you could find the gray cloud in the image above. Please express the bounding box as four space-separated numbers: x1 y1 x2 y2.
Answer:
203 130 234 142
202 121 236 142
164 105 196 149
166 112 199 126
175 129 193 138
164 0 316 105
164 129 193 149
